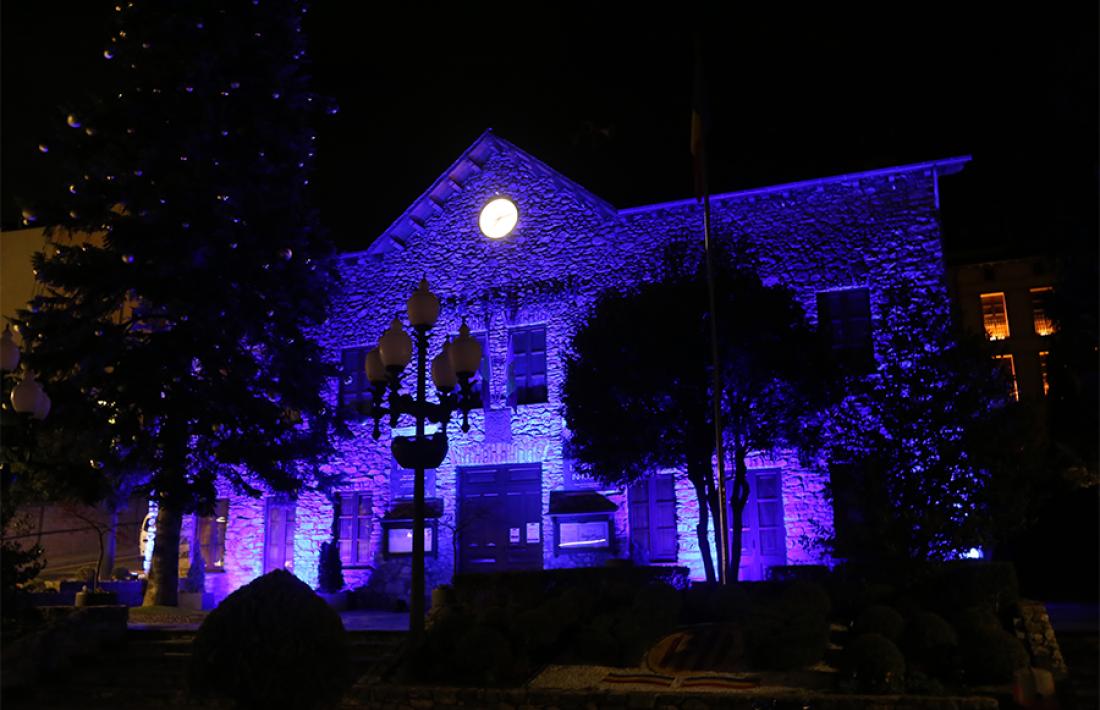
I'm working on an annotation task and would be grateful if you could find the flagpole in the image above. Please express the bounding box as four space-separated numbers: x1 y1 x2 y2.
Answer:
702 185 730 586
693 36 729 586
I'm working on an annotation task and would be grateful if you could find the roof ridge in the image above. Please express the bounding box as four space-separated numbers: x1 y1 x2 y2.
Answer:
618 155 973 216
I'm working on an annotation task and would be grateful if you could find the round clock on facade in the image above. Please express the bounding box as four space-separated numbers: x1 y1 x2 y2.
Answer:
478 197 518 239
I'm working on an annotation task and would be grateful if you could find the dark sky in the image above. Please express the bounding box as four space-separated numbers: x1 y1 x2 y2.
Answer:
3 2 1096 255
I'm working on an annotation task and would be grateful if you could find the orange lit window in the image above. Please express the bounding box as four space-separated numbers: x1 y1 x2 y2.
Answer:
1038 351 1050 396
993 354 1018 401
981 293 1010 340
1031 287 1056 336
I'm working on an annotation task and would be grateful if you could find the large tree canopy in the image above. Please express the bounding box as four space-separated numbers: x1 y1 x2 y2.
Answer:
825 280 1059 564
563 247 826 581
14 0 340 605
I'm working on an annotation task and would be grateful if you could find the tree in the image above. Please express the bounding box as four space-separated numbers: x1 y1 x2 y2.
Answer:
16 0 340 606
825 280 1056 563
563 246 825 581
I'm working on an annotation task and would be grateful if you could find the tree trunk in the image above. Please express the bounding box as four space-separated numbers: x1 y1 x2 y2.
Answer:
99 507 118 583
143 501 183 606
727 446 751 582
687 460 716 583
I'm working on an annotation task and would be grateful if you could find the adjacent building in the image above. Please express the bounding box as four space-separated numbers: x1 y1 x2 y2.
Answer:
949 254 1059 401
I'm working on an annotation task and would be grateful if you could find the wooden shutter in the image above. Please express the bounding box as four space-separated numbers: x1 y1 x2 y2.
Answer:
628 480 650 563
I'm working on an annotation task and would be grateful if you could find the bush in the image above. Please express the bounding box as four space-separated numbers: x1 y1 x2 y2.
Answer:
189 569 351 709
918 561 1019 616
781 580 831 619
768 564 829 583
707 583 752 623
451 565 690 610
952 604 1003 639
317 541 344 594
733 581 831 671
842 633 906 693
111 566 131 581
959 628 1029 684
903 611 958 664
853 604 905 642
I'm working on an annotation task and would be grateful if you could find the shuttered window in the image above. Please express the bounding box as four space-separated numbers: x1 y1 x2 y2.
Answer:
817 288 872 370
628 474 677 563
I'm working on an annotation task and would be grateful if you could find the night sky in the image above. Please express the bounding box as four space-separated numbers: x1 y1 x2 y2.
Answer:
3 2 1096 255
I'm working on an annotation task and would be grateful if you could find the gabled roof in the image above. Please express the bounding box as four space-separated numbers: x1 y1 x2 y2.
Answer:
361 129 617 258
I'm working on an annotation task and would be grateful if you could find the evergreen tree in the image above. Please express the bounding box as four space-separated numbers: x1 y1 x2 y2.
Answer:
15 0 340 606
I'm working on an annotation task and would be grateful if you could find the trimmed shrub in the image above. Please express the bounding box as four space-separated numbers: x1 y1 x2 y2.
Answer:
744 582 831 670
919 561 1019 615
454 625 515 685
853 604 905 642
952 604 1003 638
189 569 351 710
317 541 344 594
708 583 752 623
903 611 958 662
634 581 682 624
959 628 1029 684
842 633 906 693
768 564 829 583
781 580 831 619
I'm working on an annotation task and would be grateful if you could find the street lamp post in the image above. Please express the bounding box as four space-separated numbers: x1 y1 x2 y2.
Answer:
364 280 481 639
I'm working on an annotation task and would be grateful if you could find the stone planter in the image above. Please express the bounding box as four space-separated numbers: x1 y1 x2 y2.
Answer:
74 590 118 607
178 591 214 611
317 590 349 612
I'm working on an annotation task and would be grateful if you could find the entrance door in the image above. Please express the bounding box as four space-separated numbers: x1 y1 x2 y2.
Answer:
735 469 786 581
458 464 542 574
264 497 296 573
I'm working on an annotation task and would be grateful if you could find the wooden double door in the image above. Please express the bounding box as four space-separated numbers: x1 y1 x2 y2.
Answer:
734 468 787 581
457 464 543 574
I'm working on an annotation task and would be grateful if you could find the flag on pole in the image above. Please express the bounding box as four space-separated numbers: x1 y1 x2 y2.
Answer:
690 39 709 203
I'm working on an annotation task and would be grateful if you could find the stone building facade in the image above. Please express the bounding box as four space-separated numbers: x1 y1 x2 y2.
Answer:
183 130 968 605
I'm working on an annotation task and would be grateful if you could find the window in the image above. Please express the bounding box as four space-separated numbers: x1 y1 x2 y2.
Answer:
1039 351 1051 396
981 293 1010 340
816 288 872 370
993 354 1019 401
629 474 677 563
195 499 228 571
383 522 436 556
507 326 548 405
339 346 372 412
1031 287 1056 336
338 492 372 566
556 516 611 551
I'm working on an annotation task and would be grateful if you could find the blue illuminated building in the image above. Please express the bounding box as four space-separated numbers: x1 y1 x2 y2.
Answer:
184 130 969 605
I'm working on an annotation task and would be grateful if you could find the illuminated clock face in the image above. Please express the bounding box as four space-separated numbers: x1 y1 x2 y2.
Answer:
478 197 518 239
